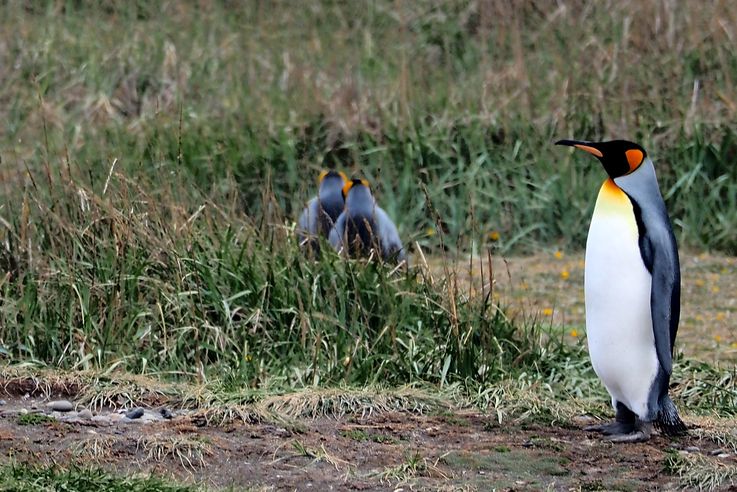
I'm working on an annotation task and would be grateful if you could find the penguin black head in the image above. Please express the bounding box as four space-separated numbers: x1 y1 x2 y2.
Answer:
555 139 647 179
342 177 371 200
318 169 348 187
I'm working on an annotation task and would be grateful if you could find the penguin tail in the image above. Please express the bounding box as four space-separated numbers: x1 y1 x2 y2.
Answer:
656 395 688 436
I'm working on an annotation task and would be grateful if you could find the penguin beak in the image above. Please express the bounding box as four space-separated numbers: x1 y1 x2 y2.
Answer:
555 139 604 158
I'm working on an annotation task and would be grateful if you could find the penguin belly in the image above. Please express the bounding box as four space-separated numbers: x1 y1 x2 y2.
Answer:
584 181 659 420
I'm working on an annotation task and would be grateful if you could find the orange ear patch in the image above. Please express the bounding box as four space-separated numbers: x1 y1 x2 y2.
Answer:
574 144 603 157
342 180 354 197
625 149 644 171
319 170 349 184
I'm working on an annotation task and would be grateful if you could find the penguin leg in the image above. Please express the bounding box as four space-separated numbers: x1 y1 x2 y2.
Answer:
607 419 653 443
584 401 637 435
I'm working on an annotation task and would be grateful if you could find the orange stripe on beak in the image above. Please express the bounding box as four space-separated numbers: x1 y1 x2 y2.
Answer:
574 144 604 158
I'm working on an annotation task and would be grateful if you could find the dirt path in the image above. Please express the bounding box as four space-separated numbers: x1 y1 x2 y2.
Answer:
429 251 737 364
0 392 731 491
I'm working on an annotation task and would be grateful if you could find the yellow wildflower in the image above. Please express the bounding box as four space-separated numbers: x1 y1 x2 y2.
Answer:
714 335 722 343
542 308 553 316
712 286 720 294
560 270 570 280
554 251 563 259
694 279 705 287
716 312 726 321
426 227 436 237
570 329 578 337
488 231 500 242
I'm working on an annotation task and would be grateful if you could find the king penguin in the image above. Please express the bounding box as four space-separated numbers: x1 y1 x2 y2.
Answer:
329 178 407 263
555 139 687 443
297 170 347 253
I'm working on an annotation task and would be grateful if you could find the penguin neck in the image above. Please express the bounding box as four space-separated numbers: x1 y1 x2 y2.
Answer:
591 178 639 240
594 178 632 216
318 184 344 222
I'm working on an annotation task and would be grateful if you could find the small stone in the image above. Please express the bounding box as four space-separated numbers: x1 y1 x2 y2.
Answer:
47 400 74 412
0 399 6 406
160 408 173 420
19 408 28 415
78 409 93 420
685 446 700 453
710 448 726 456
125 407 144 419
91 415 111 424
718 453 731 459
30 403 38 410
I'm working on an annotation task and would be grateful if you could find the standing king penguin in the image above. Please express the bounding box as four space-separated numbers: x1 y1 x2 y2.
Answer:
555 139 687 443
329 178 406 263
297 170 348 252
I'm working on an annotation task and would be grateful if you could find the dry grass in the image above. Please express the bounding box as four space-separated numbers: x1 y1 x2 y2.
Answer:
70 435 121 462
136 434 213 470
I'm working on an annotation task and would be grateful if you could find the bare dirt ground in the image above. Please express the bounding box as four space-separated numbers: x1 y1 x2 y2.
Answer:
0 389 733 491
430 251 737 364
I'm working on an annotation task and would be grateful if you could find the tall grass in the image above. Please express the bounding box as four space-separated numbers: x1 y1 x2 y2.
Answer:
0 1 736 389
0 166 546 387
0 0 735 254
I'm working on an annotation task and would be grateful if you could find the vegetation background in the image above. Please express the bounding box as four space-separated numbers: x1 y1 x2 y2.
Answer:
0 0 735 489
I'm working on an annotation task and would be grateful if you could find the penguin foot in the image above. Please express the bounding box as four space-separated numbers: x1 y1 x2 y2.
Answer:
605 422 653 444
584 422 635 435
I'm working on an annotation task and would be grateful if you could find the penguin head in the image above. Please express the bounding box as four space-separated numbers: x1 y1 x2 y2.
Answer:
317 170 348 220
555 139 647 179
342 178 371 199
318 169 348 192
342 178 374 209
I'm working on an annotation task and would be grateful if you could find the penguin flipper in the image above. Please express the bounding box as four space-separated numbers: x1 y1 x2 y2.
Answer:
375 206 406 263
297 197 320 239
639 222 680 376
329 213 346 253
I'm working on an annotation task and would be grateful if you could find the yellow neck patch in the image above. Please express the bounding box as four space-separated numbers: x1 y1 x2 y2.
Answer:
594 179 630 212
592 178 638 239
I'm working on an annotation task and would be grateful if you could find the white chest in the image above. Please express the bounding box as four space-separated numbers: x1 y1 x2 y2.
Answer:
584 179 659 417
